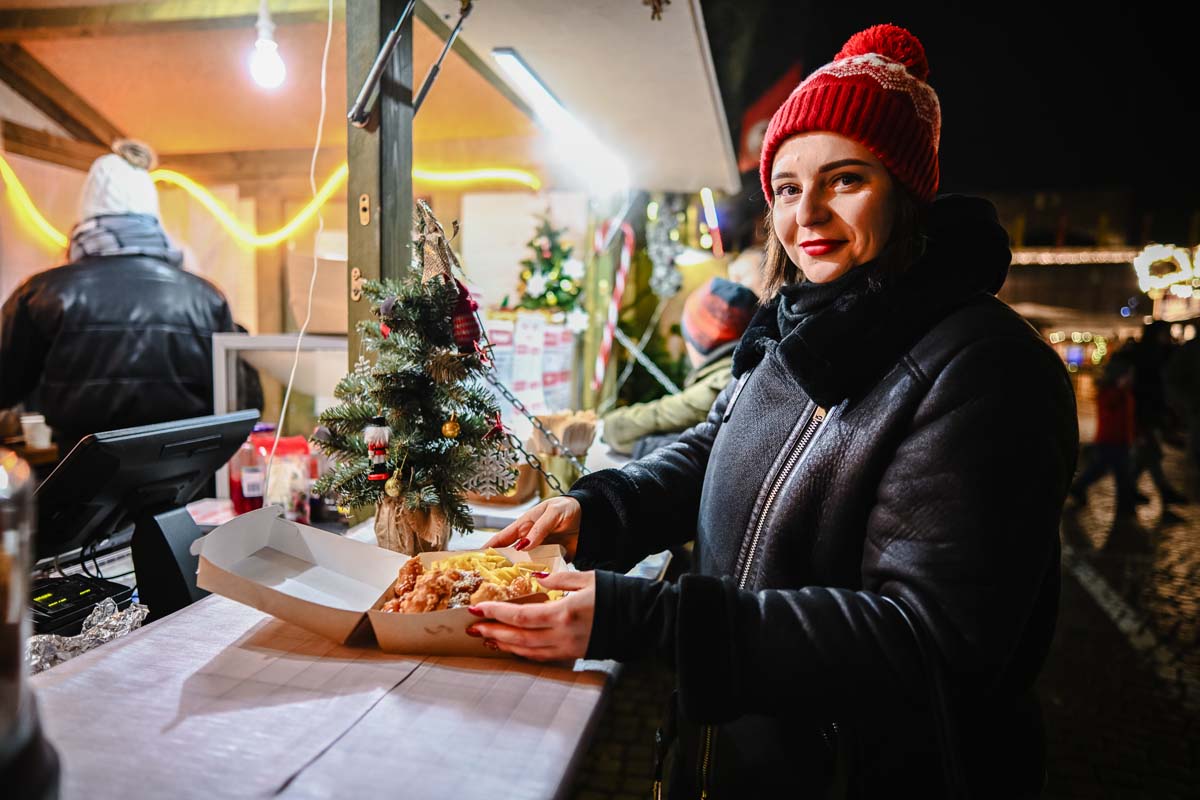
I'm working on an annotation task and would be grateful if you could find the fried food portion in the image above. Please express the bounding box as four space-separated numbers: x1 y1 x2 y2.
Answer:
393 557 423 598
468 581 513 605
398 570 458 613
379 549 562 613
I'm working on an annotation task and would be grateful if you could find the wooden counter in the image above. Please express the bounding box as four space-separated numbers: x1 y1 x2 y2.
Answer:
32 593 615 799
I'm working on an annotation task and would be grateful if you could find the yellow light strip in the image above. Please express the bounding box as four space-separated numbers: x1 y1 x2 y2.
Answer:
413 166 541 190
150 163 349 248
1 153 542 251
0 153 69 249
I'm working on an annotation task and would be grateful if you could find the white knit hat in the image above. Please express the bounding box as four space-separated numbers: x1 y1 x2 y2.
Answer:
77 140 160 221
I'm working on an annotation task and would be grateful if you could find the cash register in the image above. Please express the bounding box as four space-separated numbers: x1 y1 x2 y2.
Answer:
33 411 258 624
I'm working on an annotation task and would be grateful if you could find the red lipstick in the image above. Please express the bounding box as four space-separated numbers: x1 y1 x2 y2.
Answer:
800 239 845 257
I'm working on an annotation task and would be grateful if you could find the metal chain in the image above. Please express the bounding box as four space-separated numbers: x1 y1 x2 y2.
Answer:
481 368 589 476
504 432 566 496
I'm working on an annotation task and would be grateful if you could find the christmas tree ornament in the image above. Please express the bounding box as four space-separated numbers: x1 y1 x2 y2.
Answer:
364 416 391 481
462 442 519 497
380 321 391 338
384 469 402 497
526 272 548 298
562 257 585 281
647 206 685 299
451 279 481 352
566 307 590 334
441 412 461 439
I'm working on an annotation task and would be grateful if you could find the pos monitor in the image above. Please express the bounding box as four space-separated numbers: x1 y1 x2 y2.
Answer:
35 411 259 618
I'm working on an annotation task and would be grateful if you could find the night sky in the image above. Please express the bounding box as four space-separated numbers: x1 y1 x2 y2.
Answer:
702 1 1198 212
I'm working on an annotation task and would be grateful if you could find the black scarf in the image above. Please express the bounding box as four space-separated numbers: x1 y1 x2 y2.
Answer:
732 195 1012 408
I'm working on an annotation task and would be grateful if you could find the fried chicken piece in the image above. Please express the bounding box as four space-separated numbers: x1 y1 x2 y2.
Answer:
452 569 482 597
469 582 513 605
509 575 534 597
380 597 403 613
392 557 424 598
399 570 457 613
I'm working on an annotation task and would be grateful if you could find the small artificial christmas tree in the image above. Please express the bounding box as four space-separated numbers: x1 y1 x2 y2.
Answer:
516 215 585 311
312 202 516 554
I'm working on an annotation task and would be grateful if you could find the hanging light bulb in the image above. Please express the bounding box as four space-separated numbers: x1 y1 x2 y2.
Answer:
250 0 286 89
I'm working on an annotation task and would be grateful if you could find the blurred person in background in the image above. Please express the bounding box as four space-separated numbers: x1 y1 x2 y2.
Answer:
0 140 238 450
1069 352 1138 517
601 277 756 457
1166 334 1200 476
1130 320 1188 505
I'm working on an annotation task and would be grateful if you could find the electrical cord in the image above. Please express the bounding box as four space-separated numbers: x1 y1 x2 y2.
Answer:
263 0 334 500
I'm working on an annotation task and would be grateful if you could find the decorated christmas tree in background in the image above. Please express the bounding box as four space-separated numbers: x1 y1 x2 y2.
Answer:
516 215 585 312
312 201 516 554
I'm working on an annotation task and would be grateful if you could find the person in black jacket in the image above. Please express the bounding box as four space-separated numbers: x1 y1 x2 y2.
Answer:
470 25 1077 798
0 140 237 449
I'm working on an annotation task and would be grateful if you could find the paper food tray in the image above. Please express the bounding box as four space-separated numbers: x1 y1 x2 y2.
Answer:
192 506 406 644
368 544 567 657
192 506 566 656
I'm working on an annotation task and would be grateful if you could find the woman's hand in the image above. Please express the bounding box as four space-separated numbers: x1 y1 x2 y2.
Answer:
466 571 595 661
483 496 581 559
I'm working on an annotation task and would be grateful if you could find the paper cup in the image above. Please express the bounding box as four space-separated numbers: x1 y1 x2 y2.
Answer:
19 415 51 449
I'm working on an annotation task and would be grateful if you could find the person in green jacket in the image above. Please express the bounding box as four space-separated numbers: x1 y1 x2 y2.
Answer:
602 277 757 456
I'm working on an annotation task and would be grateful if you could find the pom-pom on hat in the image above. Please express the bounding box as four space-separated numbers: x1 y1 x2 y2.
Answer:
78 139 161 221
759 24 941 205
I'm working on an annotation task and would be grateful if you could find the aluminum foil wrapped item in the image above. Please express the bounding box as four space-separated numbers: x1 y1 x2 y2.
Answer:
26 598 149 675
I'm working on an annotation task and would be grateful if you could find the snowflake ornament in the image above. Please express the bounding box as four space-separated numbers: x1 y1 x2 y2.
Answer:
526 272 549 298
462 445 519 497
562 258 585 281
566 307 590 334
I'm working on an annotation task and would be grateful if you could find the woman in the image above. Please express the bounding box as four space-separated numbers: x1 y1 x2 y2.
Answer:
472 24 1077 798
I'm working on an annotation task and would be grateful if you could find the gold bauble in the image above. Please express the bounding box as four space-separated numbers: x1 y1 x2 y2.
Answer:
384 475 402 497
442 418 461 438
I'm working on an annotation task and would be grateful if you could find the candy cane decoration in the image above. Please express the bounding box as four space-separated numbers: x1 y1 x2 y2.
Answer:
593 220 635 391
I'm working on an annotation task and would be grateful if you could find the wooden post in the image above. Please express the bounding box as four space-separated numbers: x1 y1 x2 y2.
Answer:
346 0 414 368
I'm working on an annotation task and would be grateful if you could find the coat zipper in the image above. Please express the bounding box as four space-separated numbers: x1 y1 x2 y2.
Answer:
698 404 829 797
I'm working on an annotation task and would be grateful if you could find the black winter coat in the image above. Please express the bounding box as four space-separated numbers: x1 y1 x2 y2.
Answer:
570 197 1078 798
0 254 235 445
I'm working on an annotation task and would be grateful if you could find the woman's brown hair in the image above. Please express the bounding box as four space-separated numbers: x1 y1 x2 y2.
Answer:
758 174 929 301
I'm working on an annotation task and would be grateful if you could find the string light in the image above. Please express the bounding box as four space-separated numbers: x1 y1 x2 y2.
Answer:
151 163 348 248
0 153 69 249
1133 244 1194 293
1011 248 1141 265
412 166 540 190
1 153 541 251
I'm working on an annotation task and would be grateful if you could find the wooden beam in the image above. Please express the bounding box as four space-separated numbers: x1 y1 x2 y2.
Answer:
0 44 124 146
0 1 344 42
0 117 107 170
0 119 345 188
159 148 345 184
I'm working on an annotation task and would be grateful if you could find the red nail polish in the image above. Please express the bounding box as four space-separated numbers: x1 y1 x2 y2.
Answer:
466 626 482 637
483 640 499 650
467 606 484 617
514 538 531 551
532 571 550 579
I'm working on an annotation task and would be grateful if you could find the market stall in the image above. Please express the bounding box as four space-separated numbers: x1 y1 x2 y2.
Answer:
1 1 739 797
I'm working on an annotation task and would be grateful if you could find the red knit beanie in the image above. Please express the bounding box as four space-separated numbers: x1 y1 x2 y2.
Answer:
681 277 758 355
759 24 941 205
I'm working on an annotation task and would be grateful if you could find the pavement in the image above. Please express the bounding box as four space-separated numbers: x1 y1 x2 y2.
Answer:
570 439 1200 799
